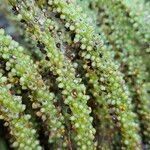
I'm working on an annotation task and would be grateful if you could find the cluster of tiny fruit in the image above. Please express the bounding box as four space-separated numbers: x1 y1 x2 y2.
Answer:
0 0 149 150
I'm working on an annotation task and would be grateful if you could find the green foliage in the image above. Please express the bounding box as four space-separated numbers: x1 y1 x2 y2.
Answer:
0 0 149 149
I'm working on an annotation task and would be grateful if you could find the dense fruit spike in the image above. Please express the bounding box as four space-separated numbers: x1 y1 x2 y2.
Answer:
0 0 149 149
